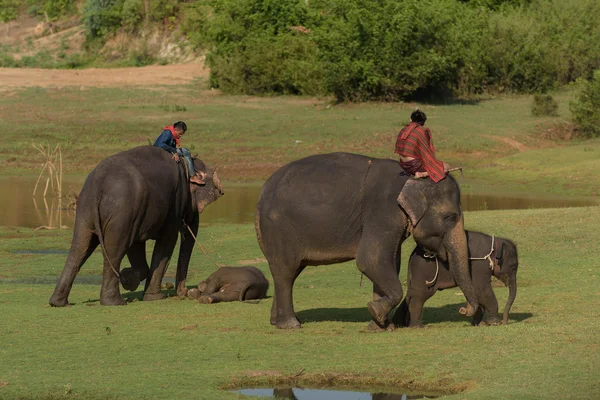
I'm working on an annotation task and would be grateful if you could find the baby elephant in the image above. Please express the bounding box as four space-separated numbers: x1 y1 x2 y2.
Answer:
394 231 518 328
188 266 269 304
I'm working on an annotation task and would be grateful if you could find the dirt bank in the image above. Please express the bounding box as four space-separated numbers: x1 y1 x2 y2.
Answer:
0 63 209 91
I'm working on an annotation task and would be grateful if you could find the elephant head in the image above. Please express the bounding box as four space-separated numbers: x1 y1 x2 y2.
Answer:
397 176 479 317
493 239 518 324
190 163 225 214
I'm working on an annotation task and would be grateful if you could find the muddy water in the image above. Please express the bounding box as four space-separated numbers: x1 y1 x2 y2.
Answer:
232 388 438 399
0 176 597 228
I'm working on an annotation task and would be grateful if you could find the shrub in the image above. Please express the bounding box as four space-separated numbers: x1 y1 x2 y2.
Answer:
531 94 558 116
84 0 125 38
0 0 20 22
570 70 600 138
121 0 144 31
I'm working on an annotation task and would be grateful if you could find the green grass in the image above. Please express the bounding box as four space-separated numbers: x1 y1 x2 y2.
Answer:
1 206 599 399
1 85 598 195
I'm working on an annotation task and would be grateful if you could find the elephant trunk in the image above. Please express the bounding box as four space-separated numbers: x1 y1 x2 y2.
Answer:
445 218 479 317
503 273 517 324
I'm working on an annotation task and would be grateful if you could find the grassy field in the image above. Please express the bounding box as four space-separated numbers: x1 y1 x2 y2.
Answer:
1 206 599 399
0 84 599 196
1 76 599 399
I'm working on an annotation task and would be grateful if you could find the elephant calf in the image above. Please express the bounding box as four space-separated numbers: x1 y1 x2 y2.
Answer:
188 266 269 304
395 231 518 328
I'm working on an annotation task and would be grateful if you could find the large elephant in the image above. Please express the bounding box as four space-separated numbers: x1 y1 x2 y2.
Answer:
255 152 479 329
49 146 224 307
394 231 518 328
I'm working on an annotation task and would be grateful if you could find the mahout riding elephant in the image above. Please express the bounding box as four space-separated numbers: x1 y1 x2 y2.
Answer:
394 231 518 328
187 266 269 303
49 146 224 307
255 152 479 329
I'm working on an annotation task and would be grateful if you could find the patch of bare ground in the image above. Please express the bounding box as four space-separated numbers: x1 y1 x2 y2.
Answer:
481 134 529 152
535 120 577 141
237 258 267 265
221 371 475 396
0 63 209 91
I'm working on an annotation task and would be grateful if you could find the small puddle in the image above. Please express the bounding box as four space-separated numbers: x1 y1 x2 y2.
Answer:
231 388 438 399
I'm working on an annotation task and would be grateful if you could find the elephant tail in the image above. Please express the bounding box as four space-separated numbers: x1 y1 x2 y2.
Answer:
503 274 517 324
93 191 122 283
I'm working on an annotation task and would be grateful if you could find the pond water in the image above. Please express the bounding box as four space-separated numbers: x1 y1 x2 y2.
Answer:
232 388 438 399
0 176 597 229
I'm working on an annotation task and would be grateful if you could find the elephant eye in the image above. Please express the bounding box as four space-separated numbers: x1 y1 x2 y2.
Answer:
444 213 459 224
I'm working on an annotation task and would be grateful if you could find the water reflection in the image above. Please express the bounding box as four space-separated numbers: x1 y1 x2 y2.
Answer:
233 388 438 399
0 176 597 228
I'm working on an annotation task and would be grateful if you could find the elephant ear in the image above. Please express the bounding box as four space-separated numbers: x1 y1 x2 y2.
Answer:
495 241 504 264
397 179 430 227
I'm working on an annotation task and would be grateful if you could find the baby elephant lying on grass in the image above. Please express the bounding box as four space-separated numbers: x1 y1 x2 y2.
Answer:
188 266 269 304
394 231 518 328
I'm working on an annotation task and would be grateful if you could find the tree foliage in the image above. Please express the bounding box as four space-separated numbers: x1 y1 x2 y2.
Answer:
570 70 600 138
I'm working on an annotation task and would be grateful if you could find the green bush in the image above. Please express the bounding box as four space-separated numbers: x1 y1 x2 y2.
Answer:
84 0 125 38
531 94 558 116
121 0 144 31
25 0 76 20
0 0 21 22
570 70 600 138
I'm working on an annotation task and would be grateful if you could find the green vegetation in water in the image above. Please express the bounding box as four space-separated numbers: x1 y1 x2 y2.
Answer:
0 206 599 399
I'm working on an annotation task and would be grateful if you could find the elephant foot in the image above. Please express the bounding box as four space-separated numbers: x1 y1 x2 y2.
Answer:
408 322 425 329
485 318 501 326
270 315 277 326
120 268 141 292
366 320 396 332
49 295 70 307
100 296 127 306
187 288 201 300
459 303 479 317
276 315 301 329
143 292 166 301
199 295 213 304
367 300 391 327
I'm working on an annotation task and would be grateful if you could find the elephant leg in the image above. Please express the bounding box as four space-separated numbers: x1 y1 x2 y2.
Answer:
49 225 99 307
199 290 240 304
143 233 178 301
478 283 500 325
99 233 130 306
391 298 410 327
121 242 150 291
357 244 403 328
406 294 427 328
270 263 306 329
471 306 485 326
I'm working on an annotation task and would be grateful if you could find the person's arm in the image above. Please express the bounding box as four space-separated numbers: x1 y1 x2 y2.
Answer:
415 129 446 182
153 131 177 154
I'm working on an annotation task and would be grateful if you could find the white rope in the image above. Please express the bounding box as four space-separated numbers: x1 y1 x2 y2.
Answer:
468 235 495 270
425 257 439 286
421 235 495 286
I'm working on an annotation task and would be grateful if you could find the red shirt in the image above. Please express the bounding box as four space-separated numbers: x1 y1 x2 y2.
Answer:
394 122 446 183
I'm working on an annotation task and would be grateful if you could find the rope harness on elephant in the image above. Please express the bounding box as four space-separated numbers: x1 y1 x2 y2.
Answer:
182 220 223 269
423 236 495 286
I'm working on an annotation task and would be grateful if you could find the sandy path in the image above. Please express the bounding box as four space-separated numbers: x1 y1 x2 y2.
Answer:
0 63 209 90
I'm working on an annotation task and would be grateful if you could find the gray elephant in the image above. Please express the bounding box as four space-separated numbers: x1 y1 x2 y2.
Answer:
188 266 269 303
394 231 518 328
255 152 479 329
49 146 224 307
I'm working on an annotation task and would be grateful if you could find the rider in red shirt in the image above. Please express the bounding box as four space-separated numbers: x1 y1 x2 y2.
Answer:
394 110 450 182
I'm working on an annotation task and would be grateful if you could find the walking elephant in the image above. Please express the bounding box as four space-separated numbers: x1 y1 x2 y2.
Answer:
49 146 224 307
255 152 479 329
394 231 518 328
187 266 269 303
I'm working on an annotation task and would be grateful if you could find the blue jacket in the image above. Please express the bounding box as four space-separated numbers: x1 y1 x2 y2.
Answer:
153 130 177 154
